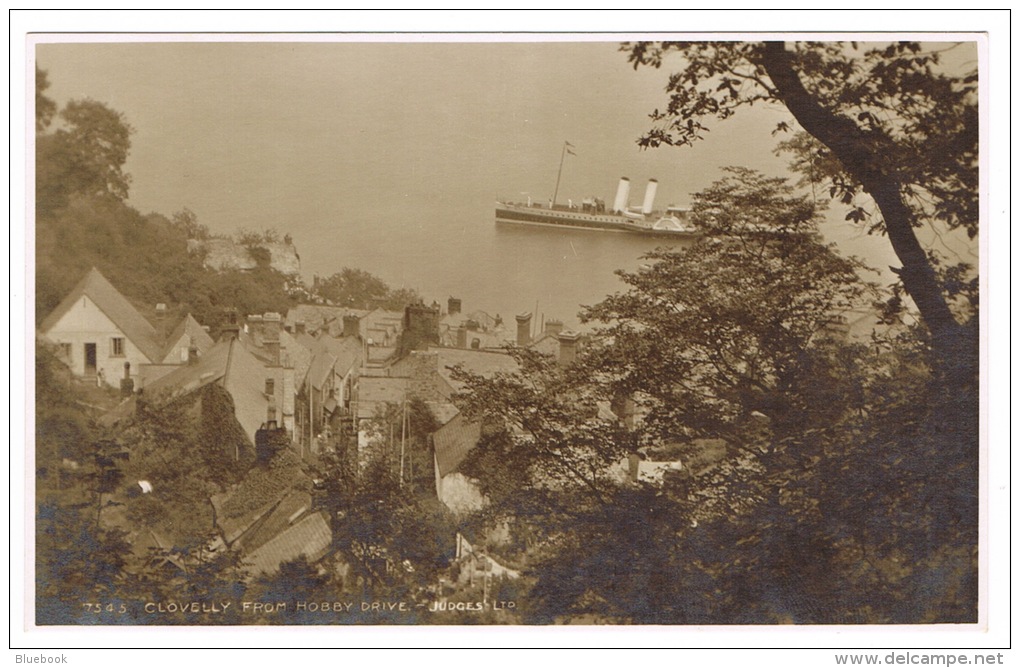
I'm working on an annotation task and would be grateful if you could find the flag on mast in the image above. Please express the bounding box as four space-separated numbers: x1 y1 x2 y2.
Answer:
565 140 576 156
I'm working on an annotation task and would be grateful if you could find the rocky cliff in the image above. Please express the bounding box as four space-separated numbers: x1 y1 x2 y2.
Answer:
188 238 301 275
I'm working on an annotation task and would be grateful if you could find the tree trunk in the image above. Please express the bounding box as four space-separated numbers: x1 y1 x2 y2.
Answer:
759 42 970 365
761 43 977 619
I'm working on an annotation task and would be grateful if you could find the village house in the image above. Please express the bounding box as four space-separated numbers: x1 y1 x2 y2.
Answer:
139 336 277 451
210 450 331 577
39 267 215 390
296 331 364 455
438 297 512 350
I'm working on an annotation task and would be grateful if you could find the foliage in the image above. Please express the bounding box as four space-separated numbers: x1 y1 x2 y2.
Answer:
170 207 210 240
199 384 257 477
313 267 420 311
581 169 877 446
317 445 456 600
453 346 633 511
35 66 57 132
219 449 303 520
36 499 133 624
451 166 976 623
623 40 978 372
37 97 133 215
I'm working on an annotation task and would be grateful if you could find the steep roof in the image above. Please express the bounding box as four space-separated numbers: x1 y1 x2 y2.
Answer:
39 267 165 362
356 376 408 420
432 346 519 395
234 491 314 555
305 350 338 391
312 334 363 376
433 412 483 477
243 511 332 576
211 450 306 544
285 305 369 336
162 313 215 361
142 337 271 442
143 339 232 398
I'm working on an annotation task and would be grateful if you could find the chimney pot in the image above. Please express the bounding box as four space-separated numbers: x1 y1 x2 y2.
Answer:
343 314 360 339
515 312 533 346
557 330 580 367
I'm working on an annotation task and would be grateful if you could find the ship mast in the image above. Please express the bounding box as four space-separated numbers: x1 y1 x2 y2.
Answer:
552 141 575 208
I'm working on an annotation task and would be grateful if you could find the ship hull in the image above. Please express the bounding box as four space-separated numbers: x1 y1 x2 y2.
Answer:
495 203 700 238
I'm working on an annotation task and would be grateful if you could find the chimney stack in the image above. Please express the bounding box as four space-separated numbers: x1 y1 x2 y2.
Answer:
557 330 580 367
613 177 631 214
263 313 282 365
295 320 306 335
448 297 462 315
544 319 564 337
220 309 241 341
516 312 533 346
188 346 199 365
642 179 658 215
343 314 361 339
120 361 134 396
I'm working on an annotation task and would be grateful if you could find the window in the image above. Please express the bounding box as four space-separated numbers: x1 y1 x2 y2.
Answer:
59 343 72 360
111 337 125 357
265 378 275 396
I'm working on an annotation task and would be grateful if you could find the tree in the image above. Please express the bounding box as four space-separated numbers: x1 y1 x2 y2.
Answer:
35 66 57 132
623 41 977 379
317 443 455 605
451 167 977 623
625 42 980 617
312 267 420 311
37 98 134 214
453 345 635 511
581 169 877 447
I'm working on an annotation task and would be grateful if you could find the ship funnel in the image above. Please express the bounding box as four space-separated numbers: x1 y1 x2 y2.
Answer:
642 179 658 215
613 177 631 214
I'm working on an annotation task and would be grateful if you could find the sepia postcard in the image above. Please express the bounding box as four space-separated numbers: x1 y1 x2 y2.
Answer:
14 11 1009 656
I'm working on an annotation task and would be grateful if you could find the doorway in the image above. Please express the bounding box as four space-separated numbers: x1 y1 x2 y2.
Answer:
84 343 97 376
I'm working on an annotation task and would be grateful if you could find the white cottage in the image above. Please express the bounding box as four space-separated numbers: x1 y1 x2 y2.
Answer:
39 267 212 388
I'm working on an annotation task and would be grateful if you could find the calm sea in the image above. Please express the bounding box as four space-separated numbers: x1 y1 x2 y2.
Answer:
300 196 694 332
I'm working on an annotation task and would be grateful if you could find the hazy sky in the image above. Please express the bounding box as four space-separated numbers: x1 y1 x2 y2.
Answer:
33 37 978 289
35 41 791 230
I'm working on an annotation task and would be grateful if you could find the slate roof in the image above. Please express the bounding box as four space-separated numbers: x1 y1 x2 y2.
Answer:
433 412 482 477
211 452 306 545
305 350 338 391
243 511 332 576
312 335 363 375
356 376 408 420
142 337 271 442
39 267 165 362
431 346 519 395
285 305 369 337
162 313 215 362
234 491 314 555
